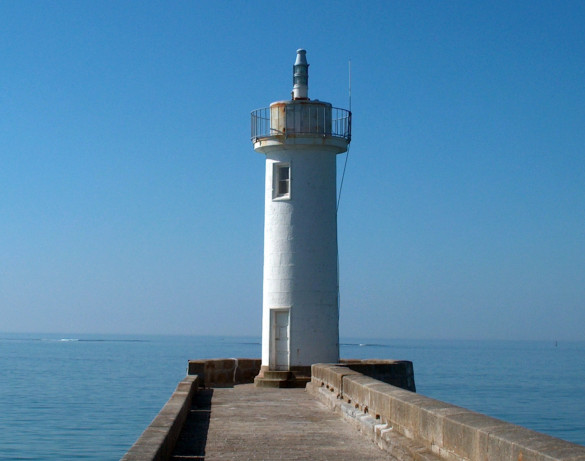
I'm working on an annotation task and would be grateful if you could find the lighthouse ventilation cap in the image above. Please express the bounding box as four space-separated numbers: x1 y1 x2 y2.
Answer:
293 49 309 100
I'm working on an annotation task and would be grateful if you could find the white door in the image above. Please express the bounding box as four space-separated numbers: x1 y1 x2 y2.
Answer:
270 309 290 371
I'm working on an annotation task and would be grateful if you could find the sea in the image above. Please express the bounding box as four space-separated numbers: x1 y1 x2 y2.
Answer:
0 334 584 460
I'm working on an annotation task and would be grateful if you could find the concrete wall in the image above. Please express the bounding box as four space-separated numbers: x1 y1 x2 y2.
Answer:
341 359 416 392
308 363 585 461
187 358 261 387
121 374 199 461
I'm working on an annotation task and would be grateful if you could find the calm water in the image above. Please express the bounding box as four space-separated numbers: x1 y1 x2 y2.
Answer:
0 334 584 460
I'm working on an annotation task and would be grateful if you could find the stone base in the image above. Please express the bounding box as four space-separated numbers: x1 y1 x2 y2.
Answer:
254 367 311 388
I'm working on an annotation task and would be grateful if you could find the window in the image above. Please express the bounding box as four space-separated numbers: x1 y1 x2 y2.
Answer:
273 163 291 199
277 166 289 195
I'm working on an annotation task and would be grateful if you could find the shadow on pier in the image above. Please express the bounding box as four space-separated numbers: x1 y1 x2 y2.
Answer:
171 389 213 460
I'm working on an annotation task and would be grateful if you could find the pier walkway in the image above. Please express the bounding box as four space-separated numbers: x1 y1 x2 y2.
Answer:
170 384 396 460
125 362 585 461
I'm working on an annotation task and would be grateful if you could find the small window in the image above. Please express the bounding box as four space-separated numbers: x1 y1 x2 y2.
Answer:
273 163 291 199
278 166 289 195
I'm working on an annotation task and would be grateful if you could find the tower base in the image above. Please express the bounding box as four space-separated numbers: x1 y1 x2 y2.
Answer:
253 366 311 388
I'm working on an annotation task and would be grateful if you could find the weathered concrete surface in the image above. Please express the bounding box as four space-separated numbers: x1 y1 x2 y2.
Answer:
311 363 585 461
171 384 399 460
187 358 261 387
125 360 585 461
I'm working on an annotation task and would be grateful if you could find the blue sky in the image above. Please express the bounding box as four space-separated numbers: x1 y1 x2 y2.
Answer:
1 1 583 340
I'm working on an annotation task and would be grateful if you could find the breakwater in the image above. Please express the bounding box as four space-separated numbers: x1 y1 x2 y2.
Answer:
122 359 585 460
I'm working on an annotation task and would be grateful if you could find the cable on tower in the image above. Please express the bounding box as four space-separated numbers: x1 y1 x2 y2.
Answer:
337 59 352 212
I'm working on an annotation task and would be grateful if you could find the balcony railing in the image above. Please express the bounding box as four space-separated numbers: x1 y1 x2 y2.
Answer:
251 106 351 143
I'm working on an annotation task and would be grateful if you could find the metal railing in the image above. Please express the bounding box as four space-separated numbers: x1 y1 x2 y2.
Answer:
251 106 351 142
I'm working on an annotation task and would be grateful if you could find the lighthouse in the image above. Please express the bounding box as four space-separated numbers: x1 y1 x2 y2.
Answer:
251 50 351 386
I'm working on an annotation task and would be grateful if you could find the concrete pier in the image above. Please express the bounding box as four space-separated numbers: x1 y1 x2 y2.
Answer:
123 360 585 461
171 384 399 460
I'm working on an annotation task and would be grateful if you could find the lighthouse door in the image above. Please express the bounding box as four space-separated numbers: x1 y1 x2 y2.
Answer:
270 309 290 371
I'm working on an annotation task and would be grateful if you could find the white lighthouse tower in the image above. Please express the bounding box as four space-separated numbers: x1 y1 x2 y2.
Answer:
251 49 351 386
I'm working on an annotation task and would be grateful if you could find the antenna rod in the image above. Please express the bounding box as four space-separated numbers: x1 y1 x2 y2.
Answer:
348 59 352 112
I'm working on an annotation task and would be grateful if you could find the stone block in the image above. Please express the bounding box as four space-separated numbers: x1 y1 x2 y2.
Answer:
366 382 395 421
388 392 421 439
414 398 467 451
311 363 360 394
486 423 585 461
359 380 393 417
204 358 237 387
187 359 205 377
342 373 378 408
176 374 199 393
234 358 261 384
441 410 501 460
